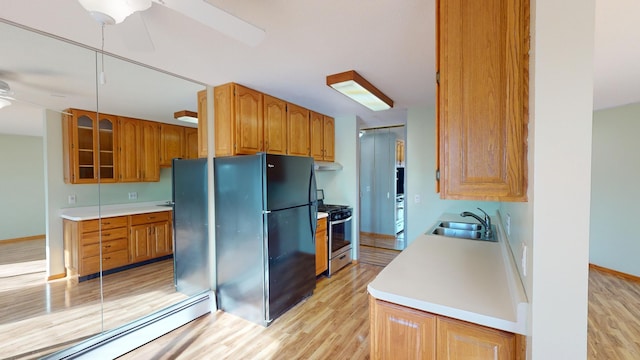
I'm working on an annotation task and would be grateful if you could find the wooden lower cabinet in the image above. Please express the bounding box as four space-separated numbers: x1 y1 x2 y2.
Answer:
63 211 172 278
370 297 523 360
315 217 328 276
129 211 172 262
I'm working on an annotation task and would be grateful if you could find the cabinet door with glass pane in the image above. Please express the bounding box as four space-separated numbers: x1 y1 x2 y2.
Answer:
63 109 118 184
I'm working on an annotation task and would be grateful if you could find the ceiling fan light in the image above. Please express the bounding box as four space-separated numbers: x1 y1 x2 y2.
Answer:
77 0 152 25
326 70 393 111
174 110 198 124
0 98 11 109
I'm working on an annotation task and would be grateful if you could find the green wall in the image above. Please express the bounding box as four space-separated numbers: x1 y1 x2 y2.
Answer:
405 106 499 244
0 134 46 241
590 102 640 276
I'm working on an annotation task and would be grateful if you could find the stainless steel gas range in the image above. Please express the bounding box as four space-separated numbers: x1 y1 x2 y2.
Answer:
317 190 353 276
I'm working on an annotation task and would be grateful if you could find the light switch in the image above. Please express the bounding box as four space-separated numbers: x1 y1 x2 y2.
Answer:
68 194 76 205
414 194 421 203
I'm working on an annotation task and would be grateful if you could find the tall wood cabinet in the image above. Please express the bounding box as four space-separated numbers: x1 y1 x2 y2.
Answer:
436 0 529 201
310 112 335 161
63 109 118 184
184 127 199 159
370 297 523 360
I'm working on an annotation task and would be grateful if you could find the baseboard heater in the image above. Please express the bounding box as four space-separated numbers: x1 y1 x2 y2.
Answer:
43 291 213 359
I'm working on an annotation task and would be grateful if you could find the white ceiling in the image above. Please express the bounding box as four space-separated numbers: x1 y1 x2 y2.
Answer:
0 0 638 137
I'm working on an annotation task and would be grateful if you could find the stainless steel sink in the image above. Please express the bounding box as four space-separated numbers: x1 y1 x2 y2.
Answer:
429 222 497 242
438 221 482 231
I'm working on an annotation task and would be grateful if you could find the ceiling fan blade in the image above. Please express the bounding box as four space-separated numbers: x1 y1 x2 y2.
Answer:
0 95 72 115
154 0 265 46
119 12 155 52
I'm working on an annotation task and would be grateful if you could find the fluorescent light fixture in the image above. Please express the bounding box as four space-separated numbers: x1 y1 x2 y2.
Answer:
174 110 198 124
0 98 11 109
326 70 393 111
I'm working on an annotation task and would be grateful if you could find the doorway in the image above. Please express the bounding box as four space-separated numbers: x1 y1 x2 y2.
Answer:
359 125 406 265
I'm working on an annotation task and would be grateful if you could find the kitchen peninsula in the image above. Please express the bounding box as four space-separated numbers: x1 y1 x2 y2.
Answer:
60 202 174 279
368 213 527 359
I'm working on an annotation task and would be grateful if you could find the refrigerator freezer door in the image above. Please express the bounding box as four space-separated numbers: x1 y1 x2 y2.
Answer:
266 205 316 322
266 154 317 211
214 154 268 325
172 158 210 296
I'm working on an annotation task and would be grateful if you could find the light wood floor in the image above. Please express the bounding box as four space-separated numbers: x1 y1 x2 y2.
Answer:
0 239 188 359
121 260 640 359
120 263 383 360
358 245 400 267
359 232 405 251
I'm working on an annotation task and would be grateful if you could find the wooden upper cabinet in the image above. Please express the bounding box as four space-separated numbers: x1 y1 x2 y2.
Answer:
197 89 209 158
184 127 199 159
310 111 324 160
437 316 518 360
117 117 141 182
310 113 335 161
160 124 184 167
437 0 529 201
63 109 118 184
141 120 161 181
323 116 335 161
213 84 235 156
234 84 264 154
287 103 310 156
263 94 288 155
118 117 160 182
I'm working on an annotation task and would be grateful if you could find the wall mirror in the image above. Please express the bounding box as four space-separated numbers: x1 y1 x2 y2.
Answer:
0 19 208 358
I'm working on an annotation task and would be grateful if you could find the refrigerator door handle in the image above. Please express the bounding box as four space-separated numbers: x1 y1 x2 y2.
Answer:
308 164 317 243
263 210 272 214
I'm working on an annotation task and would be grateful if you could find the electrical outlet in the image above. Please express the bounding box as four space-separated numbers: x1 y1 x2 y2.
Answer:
128 192 137 200
414 194 421 203
506 213 511 236
68 194 76 205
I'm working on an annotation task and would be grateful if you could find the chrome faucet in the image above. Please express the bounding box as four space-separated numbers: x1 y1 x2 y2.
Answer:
460 208 493 239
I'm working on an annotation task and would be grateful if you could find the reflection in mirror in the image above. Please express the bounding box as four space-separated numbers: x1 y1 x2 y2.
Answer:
0 20 102 358
0 19 208 357
359 126 406 255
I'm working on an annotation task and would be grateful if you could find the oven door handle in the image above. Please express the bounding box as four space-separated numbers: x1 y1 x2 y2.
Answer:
330 216 352 225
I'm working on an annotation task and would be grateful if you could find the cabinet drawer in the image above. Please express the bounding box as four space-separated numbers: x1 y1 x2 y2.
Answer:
81 216 128 233
82 238 128 258
81 227 128 245
130 211 170 226
82 249 129 274
317 217 327 232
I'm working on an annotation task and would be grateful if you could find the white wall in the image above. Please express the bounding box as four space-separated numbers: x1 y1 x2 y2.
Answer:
405 106 500 243
315 115 358 258
44 110 173 277
522 0 594 358
590 102 640 276
0 133 45 240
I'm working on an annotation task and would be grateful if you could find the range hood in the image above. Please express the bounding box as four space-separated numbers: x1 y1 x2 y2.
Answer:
314 161 343 171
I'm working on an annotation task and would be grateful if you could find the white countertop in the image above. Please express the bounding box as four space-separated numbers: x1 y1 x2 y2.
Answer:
60 201 173 221
367 213 528 335
317 212 328 219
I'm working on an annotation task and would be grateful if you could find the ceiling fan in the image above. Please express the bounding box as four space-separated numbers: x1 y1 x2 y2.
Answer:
76 0 266 47
0 79 72 114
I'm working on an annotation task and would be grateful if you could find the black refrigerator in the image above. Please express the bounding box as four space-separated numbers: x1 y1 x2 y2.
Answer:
214 153 318 326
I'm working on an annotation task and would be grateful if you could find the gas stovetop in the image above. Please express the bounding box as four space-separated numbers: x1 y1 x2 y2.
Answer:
317 203 349 213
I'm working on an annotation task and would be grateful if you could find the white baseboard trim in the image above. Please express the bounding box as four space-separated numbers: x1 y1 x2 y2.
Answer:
43 291 213 359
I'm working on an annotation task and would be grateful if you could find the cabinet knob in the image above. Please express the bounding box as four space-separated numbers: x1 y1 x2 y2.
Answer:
103 233 110 237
